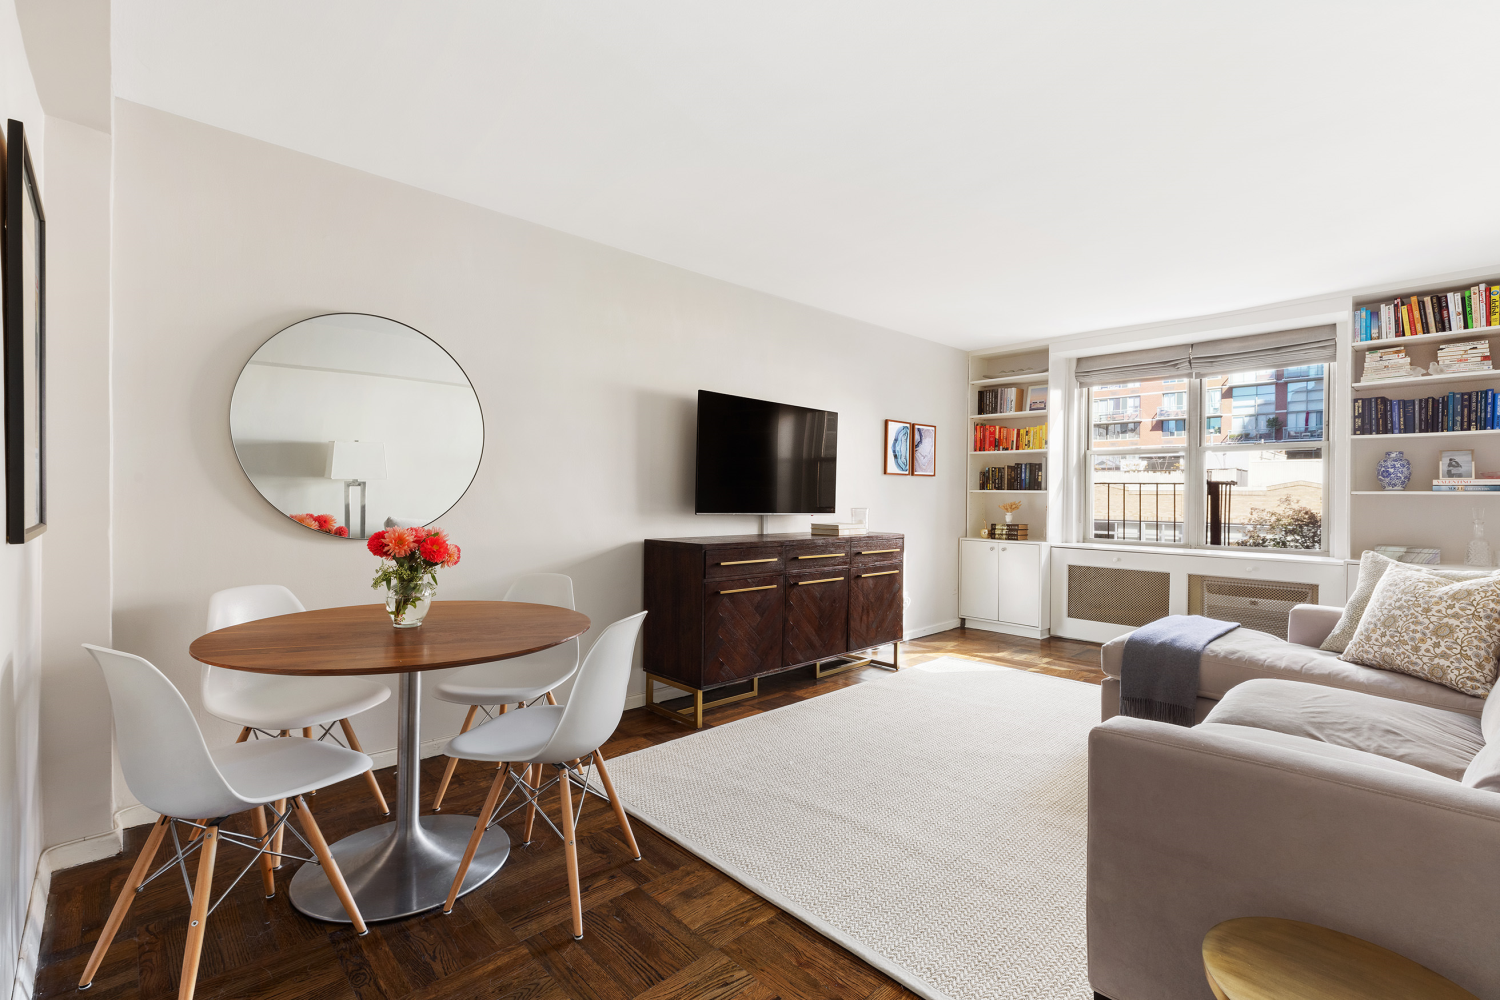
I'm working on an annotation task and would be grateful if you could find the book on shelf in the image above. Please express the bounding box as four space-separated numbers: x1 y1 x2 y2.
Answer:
975 386 1024 415
1355 283 1500 341
988 523 1029 540
1432 483 1500 491
810 522 868 535
978 463 1044 491
1436 339 1494 373
1360 345 1421 381
1352 389 1500 434
972 422 1047 452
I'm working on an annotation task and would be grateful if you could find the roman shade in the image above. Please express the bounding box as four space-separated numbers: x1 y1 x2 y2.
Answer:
1074 325 1337 385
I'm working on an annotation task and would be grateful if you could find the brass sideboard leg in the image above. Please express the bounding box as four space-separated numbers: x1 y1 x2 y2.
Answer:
644 672 759 729
864 640 901 672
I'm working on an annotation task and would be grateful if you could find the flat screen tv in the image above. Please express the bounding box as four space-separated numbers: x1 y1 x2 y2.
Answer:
695 390 837 514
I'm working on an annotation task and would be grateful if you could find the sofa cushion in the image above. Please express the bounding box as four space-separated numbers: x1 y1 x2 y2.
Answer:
1101 625 1484 717
1464 741 1500 792
1341 564 1500 697
1194 722 1455 783
1320 549 1498 653
1484 685 1500 743
1201 677 1484 780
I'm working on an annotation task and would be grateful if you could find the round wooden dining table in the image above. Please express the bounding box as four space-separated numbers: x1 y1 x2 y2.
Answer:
189 600 590 923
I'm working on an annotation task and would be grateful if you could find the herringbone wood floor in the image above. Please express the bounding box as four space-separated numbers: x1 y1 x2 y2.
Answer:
33 628 1102 1000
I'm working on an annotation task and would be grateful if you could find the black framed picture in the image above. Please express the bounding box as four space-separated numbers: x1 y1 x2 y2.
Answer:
3 119 45 544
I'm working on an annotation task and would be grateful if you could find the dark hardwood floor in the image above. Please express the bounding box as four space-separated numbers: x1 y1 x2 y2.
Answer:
33 628 1102 1000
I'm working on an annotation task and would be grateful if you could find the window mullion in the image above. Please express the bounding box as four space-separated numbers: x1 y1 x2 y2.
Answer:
1185 377 1206 547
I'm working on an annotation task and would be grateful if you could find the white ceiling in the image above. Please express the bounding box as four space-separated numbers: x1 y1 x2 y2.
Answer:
113 1 1500 351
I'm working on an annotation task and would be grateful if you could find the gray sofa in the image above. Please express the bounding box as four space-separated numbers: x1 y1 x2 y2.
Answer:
1088 609 1500 1000
1097 604 1484 724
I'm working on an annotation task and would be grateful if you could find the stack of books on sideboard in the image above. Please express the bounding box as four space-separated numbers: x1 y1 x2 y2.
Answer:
1353 283 1500 340
1353 389 1500 434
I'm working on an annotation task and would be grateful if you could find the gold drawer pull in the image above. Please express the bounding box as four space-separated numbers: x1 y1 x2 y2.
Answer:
718 584 777 595
720 558 776 566
796 577 845 586
859 548 899 554
861 570 900 577
796 553 844 559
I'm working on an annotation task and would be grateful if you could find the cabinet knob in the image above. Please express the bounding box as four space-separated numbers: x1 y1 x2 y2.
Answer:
1112 557 1121 563
1001 546 1007 551
989 546 995 551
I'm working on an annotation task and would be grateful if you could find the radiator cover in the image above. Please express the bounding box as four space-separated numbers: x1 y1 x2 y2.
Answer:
1066 565 1170 628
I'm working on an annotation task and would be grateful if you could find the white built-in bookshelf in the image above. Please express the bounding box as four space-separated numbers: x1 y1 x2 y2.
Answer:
966 347 1051 540
1348 276 1500 560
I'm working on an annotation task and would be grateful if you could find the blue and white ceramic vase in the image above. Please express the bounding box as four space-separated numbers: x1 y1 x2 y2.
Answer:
1377 451 1411 491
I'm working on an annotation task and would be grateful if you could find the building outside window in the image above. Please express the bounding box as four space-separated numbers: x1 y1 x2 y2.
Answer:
1085 363 1325 550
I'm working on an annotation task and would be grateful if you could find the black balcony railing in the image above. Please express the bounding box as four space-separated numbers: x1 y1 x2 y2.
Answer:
1092 483 1184 542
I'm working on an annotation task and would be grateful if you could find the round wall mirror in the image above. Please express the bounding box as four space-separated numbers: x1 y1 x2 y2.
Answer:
229 313 484 539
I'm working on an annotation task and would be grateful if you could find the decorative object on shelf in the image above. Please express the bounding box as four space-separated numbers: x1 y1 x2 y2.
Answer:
368 526 461 628
1376 451 1411 490
1440 449 1475 479
911 423 936 476
884 419 910 475
999 501 1022 524
3 119 45 545
850 507 868 525
979 525 990 539
1467 509 1492 567
290 513 348 536
1026 386 1048 411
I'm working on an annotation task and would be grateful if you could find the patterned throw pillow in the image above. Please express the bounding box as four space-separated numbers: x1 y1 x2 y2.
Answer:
1341 564 1500 697
1320 549 1497 653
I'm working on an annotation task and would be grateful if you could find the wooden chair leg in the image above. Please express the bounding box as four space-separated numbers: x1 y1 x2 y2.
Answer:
80 815 170 988
178 824 219 1000
187 819 209 843
522 764 541 844
249 806 277 897
338 718 390 816
591 750 641 860
303 727 313 738
443 763 508 913
270 800 287 865
544 691 558 706
432 704 479 812
558 765 583 940
235 727 251 744
293 796 367 934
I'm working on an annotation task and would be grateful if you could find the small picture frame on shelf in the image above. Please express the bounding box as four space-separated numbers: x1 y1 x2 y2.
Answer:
1440 450 1475 480
884 419 910 475
1026 385 1047 412
911 423 936 476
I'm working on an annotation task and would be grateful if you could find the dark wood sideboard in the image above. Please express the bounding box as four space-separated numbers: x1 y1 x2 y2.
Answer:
643 531 904 727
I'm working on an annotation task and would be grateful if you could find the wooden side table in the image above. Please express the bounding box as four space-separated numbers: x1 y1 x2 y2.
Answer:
1203 917 1478 1000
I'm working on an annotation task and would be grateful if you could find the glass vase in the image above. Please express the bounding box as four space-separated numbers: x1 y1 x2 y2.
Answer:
385 579 436 628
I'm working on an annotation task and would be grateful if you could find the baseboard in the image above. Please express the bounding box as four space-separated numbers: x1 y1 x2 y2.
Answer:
114 802 158 830
961 617 1049 639
12 822 129 1000
905 619 960 640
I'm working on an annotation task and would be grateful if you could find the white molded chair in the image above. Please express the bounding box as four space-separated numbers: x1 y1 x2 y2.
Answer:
441 611 647 939
204 585 391 818
80 644 369 1000
430 573 581 811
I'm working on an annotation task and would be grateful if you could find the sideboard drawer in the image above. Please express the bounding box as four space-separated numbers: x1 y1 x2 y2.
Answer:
784 538 850 568
704 545 784 580
853 542 904 569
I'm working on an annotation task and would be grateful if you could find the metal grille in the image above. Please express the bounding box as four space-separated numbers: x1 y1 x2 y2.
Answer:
1066 565 1170 627
1188 575 1317 640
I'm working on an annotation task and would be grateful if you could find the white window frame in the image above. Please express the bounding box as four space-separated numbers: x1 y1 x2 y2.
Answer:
1080 366 1332 554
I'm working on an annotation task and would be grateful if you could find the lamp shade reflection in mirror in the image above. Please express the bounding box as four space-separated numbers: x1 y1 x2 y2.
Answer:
230 314 483 538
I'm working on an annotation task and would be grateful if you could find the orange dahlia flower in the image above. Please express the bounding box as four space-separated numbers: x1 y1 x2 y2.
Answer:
384 527 417 558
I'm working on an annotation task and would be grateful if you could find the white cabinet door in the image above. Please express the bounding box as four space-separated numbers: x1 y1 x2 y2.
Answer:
959 539 999 620
996 543 1041 627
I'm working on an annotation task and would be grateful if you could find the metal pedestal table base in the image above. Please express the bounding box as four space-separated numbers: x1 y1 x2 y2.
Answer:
289 669 509 923
288 815 509 923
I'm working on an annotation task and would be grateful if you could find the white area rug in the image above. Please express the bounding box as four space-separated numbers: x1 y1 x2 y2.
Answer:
607 658 1096 1000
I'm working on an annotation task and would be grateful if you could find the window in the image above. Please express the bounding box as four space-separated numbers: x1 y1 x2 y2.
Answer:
1085 364 1326 551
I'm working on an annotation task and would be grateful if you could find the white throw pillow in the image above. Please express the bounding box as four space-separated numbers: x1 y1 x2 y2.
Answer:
1463 740 1500 792
1321 549 1497 654
1341 565 1500 698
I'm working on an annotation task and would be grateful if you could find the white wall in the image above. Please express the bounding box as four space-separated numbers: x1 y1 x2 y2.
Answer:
37 116 112 850
109 99 967 796
0 0 46 993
